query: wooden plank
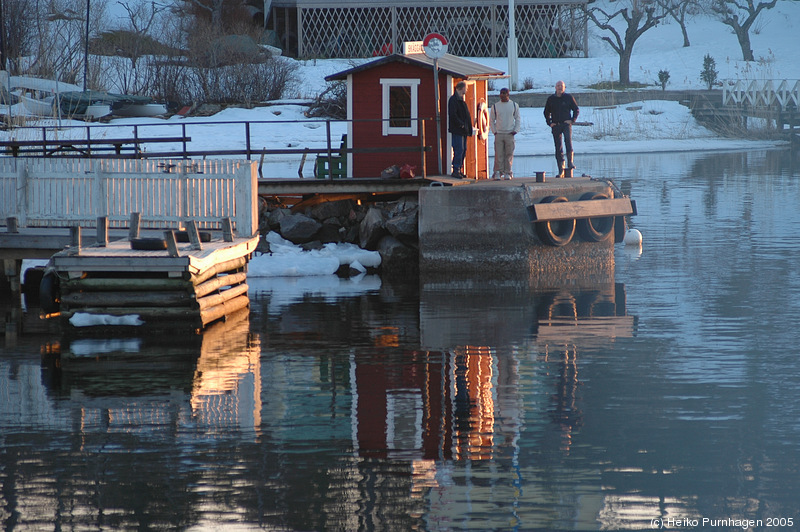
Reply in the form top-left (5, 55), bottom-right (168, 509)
top-left (187, 238), bottom-right (257, 276)
top-left (61, 290), bottom-right (195, 308)
top-left (199, 294), bottom-right (250, 326)
top-left (62, 277), bottom-right (192, 292)
top-left (196, 283), bottom-right (249, 311)
top-left (529, 198), bottom-right (635, 222)
top-left (194, 271), bottom-right (248, 298)
top-left (192, 256), bottom-right (248, 284)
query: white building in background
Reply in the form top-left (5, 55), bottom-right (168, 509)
top-left (252, 0), bottom-right (588, 59)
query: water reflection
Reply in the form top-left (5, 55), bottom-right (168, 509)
top-left (43, 308), bottom-right (262, 434)
top-left (2, 148), bottom-right (800, 530)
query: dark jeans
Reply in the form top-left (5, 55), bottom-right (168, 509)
top-left (551, 123), bottom-right (573, 164)
top-left (451, 134), bottom-right (467, 174)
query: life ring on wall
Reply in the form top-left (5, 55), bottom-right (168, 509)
top-left (535, 196), bottom-right (576, 247)
top-left (477, 100), bottom-right (489, 140)
top-left (576, 192), bottom-right (615, 242)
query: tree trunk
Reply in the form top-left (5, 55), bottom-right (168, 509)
top-left (619, 48), bottom-right (633, 85)
top-left (735, 27), bottom-right (755, 61)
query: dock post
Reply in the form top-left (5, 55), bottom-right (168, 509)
top-left (164, 230), bottom-right (180, 257)
top-left (3, 259), bottom-right (21, 293)
top-left (222, 218), bottom-right (234, 242)
top-left (185, 220), bottom-right (203, 250)
top-left (70, 226), bottom-right (82, 255)
top-left (129, 212), bottom-right (141, 240)
top-left (96, 216), bottom-right (109, 247)
top-left (6, 217), bottom-right (18, 233)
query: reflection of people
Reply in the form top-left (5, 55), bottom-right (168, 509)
top-left (448, 81), bottom-right (473, 179)
top-left (543, 80), bottom-right (579, 178)
top-left (490, 87), bottom-right (521, 179)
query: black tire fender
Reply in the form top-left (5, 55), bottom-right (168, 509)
top-left (535, 196), bottom-right (575, 247)
top-left (577, 192), bottom-right (615, 242)
top-left (130, 238), bottom-right (168, 250)
top-left (39, 269), bottom-right (60, 314)
top-left (175, 230), bottom-right (212, 243)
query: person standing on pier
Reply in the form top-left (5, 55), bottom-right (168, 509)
top-left (490, 87), bottom-right (521, 179)
top-left (543, 80), bottom-right (579, 178)
top-left (448, 81), bottom-right (473, 179)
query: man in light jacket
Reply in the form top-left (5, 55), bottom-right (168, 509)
top-left (490, 87), bottom-right (521, 179)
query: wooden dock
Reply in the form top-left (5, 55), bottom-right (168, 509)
top-left (1, 157), bottom-right (260, 329)
top-left (50, 233), bottom-right (259, 329)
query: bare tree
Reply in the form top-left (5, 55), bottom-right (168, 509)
top-left (27, 0), bottom-right (107, 87)
top-left (586, 0), bottom-right (670, 85)
top-left (659, 0), bottom-right (700, 47)
top-left (1, 0), bottom-right (36, 73)
top-left (709, 0), bottom-right (778, 61)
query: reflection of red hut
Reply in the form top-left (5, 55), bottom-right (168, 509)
top-left (325, 52), bottom-right (505, 179)
top-left (352, 347), bottom-right (495, 461)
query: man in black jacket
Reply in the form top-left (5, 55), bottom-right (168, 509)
top-left (448, 81), bottom-right (473, 179)
top-left (543, 80), bottom-right (579, 177)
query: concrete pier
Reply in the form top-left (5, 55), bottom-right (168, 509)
top-left (419, 176), bottom-right (632, 280)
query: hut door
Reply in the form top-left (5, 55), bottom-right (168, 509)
top-left (464, 81), bottom-right (480, 179)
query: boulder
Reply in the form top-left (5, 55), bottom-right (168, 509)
top-left (279, 213), bottom-right (321, 244)
top-left (359, 206), bottom-right (389, 250)
top-left (266, 207), bottom-right (291, 230)
top-left (309, 199), bottom-right (355, 221)
top-left (386, 208), bottom-right (418, 244)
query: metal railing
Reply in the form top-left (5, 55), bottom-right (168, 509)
top-left (0, 117), bottom-right (435, 179)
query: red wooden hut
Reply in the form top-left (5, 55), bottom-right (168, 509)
top-left (324, 52), bottom-right (505, 179)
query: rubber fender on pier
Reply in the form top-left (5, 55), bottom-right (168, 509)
top-left (535, 196), bottom-right (575, 247)
top-left (39, 269), bottom-right (60, 314)
top-left (576, 192), bottom-right (615, 242)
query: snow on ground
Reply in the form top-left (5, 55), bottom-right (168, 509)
top-left (10, 1), bottom-right (800, 297)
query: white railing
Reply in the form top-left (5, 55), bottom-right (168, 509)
top-left (722, 79), bottom-right (800, 110)
top-left (0, 158), bottom-right (258, 237)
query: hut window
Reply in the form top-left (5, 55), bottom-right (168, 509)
top-left (380, 78), bottom-right (420, 136)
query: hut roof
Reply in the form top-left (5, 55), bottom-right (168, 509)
top-left (324, 53), bottom-right (506, 81)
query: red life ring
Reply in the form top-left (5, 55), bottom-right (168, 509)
top-left (477, 100), bottom-right (489, 140)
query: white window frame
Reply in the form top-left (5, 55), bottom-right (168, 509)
top-left (380, 78), bottom-right (420, 136)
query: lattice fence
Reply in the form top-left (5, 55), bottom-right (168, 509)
top-left (295, 2), bottom-right (587, 59)
top-left (723, 79), bottom-right (800, 110)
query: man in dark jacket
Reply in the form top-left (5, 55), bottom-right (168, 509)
top-left (448, 80), bottom-right (473, 179)
top-left (543, 80), bottom-right (579, 177)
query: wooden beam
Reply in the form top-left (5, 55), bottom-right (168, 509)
top-left (194, 271), bottom-right (248, 298)
top-left (61, 290), bottom-right (195, 308)
top-left (199, 294), bottom-right (250, 326)
top-left (61, 277), bottom-right (193, 293)
top-left (196, 283), bottom-right (249, 311)
top-left (528, 198), bottom-right (636, 222)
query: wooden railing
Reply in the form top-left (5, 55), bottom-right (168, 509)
top-left (0, 158), bottom-right (258, 237)
top-left (722, 79), bottom-right (800, 110)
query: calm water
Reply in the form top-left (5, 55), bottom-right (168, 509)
top-left (2, 148), bottom-right (799, 531)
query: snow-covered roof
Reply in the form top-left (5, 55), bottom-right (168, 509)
top-left (325, 53), bottom-right (506, 82)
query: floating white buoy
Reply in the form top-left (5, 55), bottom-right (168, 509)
top-left (624, 228), bottom-right (642, 246)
